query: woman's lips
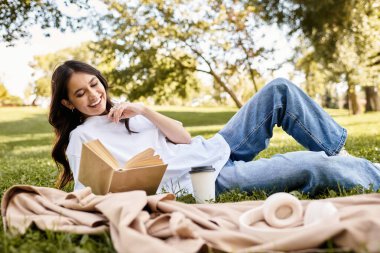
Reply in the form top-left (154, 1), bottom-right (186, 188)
top-left (89, 96), bottom-right (102, 107)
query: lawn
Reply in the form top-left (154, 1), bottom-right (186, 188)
top-left (0, 106), bottom-right (379, 252)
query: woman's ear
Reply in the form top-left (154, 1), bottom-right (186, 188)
top-left (61, 99), bottom-right (74, 110)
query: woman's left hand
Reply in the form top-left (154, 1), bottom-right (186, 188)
top-left (108, 102), bottom-right (146, 123)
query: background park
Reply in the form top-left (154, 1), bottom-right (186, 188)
top-left (0, 0), bottom-right (380, 252)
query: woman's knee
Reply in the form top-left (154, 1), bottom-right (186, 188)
top-left (262, 78), bottom-right (297, 95)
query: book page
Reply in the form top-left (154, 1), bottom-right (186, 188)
top-left (124, 148), bottom-right (164, 169)
top-left (86, 139), bottom-right (120, 168)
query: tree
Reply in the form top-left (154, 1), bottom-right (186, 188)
top-left (0, 82), bottom-right (9, 99)
top-left (94, 0), bottom-right (273, 107)
top-left (29, 41), bottom-right (200, 104)
top-left (29, 42), bottom-right (116, 103)
top-left (297, 57), bottom-right (333, 107)
top-left (0, 82), bottom-right (23, 106)
top-left (250, 0), bottom-right (380, 114)
top-left (0, 0), bottom-right (88, 45)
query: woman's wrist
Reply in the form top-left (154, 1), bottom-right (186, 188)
top-left (140, 104), bottom-right (150, 117)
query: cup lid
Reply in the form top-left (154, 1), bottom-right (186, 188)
top-left (189, 166), bottom-right (215, 174)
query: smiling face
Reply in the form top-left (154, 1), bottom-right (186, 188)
top-left (61, 72), bottom-right (107, 118)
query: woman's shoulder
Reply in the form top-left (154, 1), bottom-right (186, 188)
top-left (71, 115), bottom-right (108, 133)
top-left (69, 126), bottom-right (83, 139)
top-left (69, 121), bottom-right (88, 139)
top-left (68, 125), bottom-right (87, 147)
top-left (68, 117), bottom-right (101, 140)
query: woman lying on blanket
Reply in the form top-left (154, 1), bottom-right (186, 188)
top-left (48, 60), bottom-right (380, 196)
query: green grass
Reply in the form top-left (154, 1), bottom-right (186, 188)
top-left (0, 106), bottom-right (379, 252)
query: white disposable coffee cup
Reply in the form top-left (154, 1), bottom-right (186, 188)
top-left (189, 166), bottom-right (216, 204)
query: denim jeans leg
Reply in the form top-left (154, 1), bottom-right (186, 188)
top-left (218, 78), bottom-right (347, 161)
top-left (215, 151), bottom-right (380, 196)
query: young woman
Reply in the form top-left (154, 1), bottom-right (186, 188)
top-left (49, 60), bottom-right (380, 196)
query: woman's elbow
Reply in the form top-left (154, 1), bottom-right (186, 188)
top-left (176, 132), bottom-right (192, 144)
top-left (183, 132), bottom-right (192, 144)
top-left (166, 132), bottom-right (191, 144)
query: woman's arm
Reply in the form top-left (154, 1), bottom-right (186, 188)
top-left (108, 102), bottom-right (192, 144)
top-left (142, 106), bottom-right (192, 144)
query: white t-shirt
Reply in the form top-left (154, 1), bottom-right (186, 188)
top-left (65, 115), bottom-right (230, 195)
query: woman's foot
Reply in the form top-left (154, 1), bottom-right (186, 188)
top-left (338, 147), bottom-right (351, 156)
top-left (338, 148), bottom-right (380, 170)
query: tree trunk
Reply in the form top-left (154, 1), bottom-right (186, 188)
top-left (345, 72), bottom-right (361, 115)
top-left (364, 86), bottom-right (380, 112)
top-left (348, 88), bottom-right (361, 115)
top-left (31, 96), bottom-right (38, 106)
top-left (211, 71), bottom-right (243, 108)
top-left (181, 43), bottom-right (244, 108)
top-left (239, 39), bottom-right (259, 93)
top-left (343, 91), bottom-right (349, 110)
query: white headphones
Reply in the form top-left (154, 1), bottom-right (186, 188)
top-left (239, 192), bottom-right (340, 241)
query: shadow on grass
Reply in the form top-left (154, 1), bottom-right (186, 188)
top-left (2, 136), bottom-right (52, 148)
top-left (341, 121), bottom-right (380, 127)
top-left (0, 110), bottom-right (236, 136)
top-left (0, 112), bottom-right (51, 136)
top-left (0, 133), bottom-right (53, 158)
top-left (158, 110), bottom-right (235, 127)
top-left (189, 130), bottom-right (222, 137)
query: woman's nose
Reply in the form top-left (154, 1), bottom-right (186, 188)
top-left (88, 89), bottom-right (98, 100)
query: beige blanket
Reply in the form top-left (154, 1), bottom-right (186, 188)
top-left (2, 185), bottom-right (380, 252)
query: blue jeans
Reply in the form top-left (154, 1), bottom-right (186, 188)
top-left (217, 78), bottom-right (380, 196)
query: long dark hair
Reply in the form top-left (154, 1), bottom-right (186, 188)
top-left (49, 60), bottom-right (133, 189)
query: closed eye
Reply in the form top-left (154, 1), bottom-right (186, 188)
top-left (76, 92), bottom-right (84, 98)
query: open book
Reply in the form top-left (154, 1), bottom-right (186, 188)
top-left (78, 139), bottom-right (167, 195)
